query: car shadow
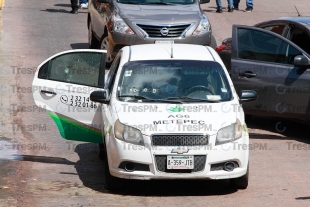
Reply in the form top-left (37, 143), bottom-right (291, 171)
top-left (40, 9), bottom-right (88, 14)
top-left (246, 116), bottom-right (310, 144)
top-left (73, 143), bottom-right (238, 196)
top-left (70, 43), bottom-right (89, 49)
top-left (54, 4), bottom-right (72, 7)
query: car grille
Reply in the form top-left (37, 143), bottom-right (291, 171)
top-left (136, 24), bottom-right (191, 38)
top-left (155, 155), bottom-right (206, 173)
top-left (152, 135), bottom-right (208, 146)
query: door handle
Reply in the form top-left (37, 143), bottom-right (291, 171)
top-left (40, 90), bottom-right (56, 95)
top-left (239, 71), bottom-right (256, 78)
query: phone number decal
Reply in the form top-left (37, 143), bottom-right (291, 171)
top-left (60, 95), bottom-right (97, 108)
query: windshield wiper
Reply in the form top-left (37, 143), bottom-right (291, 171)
top-left (160, 96), bottom-right (221, 103)
top-left (118, 95), bottom-right (183, 103)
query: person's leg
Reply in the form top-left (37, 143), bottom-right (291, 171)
top-left (233, 0), bottom-right (240, 9)
top-left (227, 0), bottom-right (233, 12)
top-left (70, 0), bottom-right (79, 13)
top-left (80, 0), bottom-right (87, 4)
top-left (215, 0), bottom-right (222, 9)
top-left (215, 0), bottom-right (223, 13)
top-left (246, 0), bottom-right (253, 8)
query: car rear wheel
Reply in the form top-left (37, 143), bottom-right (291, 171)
top-left (100, 35), bottom-right (113, 66)
top-left (210, 34), bottom-right (217, 49)
top-left (102, 144), bottom-right (121, 191)
top-left (88, 22), bottom-right (99, 49)
top-left (230, 164), bottom-right (249, 189)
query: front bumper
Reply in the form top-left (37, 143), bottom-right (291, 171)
top-left (106, 133), bottom-right (249, 180)
top-left (108, 30), bottom-right (212, 57)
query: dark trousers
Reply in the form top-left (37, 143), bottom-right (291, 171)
top-left (71, 0), bottom-right (79, 9)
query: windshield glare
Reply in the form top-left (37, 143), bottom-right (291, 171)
top-left (117, 60), bottom-right (232, 103)
top-left (117, 0), bottom-right (195, 4)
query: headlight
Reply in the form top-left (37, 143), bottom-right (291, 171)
top-left (114, 119), bottom-right (144, 145)
top-left (111, 14), bottom-right (134, 34)
top-left (193, 15), bottom-right (210, 35)
top-left (216, 119), bottom-right (242, 145)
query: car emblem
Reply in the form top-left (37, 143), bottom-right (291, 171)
top-left (171, 148), bottom-right (189, 154)
top-left (160, 27), bottom-right (169, 36)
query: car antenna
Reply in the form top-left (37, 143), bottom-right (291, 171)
top-left (171, 41), bottom-right (173, 58)
top-left (294, 4), bottom-right (302, 17)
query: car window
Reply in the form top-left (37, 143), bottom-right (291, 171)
top-left (289, 27), bottom-right (310, 54)
top-left (117, 60), bottom-right (232, 102)
top-left (105, 52), bottom-right (122, 93)
top-left (261, 25), bottom-right (286, 36)
top-left (47, 52), bottom-right (104, 87)
top-left (237, 28), bottom-right (302, 65)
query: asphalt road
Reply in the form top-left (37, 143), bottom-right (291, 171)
top-left (0, 0), bottom-right (310, 206)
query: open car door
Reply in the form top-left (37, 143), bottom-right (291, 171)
top-left (32, 49), bottom-right (106, 143)
top-left (231, 25), bottom-right (310, 120)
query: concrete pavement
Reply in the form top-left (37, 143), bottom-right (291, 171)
top-left (0, 0), bottom-right (310, 206)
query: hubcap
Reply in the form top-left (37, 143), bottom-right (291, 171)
top-left (101, 37), bottom-right (113, 63)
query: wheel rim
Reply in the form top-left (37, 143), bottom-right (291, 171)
top-left (101, 36), bottom-right (113, 63)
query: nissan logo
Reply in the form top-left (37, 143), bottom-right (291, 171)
top-left (160, 27), bottom-right (169, 36)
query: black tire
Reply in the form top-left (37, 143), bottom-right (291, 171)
top-left (102, 144), bottom-right (121, 191)
top-left (100, 35), bottom-right (113, 67)
top-left (230, 164), bottom-right (249, 189)
top-left (210, 34), bottom-right (217, 50)
top-left (88, 22), bottom-right (99, 49)
top-left (98, 144), bottom-right (105, 160)
top-left (245, 115), bottom-right (253, 123)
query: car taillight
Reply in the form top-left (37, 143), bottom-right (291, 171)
top-left (216, 45), bottom-right (226, 52)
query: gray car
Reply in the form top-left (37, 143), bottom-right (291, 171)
top-left (87, 0), bottom-right (215, 65)
top-left (217, 17), bottom-right (310, 124)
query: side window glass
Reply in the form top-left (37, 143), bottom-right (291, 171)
top-left (48, 52), bottom-right (104, 87)
top-left (262, 25), bottom-right (286, 36)
top-left (237, 28), bottom-right (302, 65)
top-left (105, 52), bottom-right (122, 92)
top-left (289, 27), bottom-right (310, 54)
top-left (38, 62), bottom-right (49, 79)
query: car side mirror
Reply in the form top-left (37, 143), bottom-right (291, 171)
top-left (240, 90), bottom-right (257, 103)
top-left (200, 0), bottom-right (210, 4)
top-left (97, 0), bottom-right (110, 3)
top-left (294, 55), bottom-right (310, 68)
top-left (90, 90), bottom-right (109, 104)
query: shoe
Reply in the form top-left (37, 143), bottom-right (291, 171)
top-left (70, 9), bottom-right (78, 14)
top-left (243, 7), bottom-right (253, 12)
top-left (228, 6), bottom-right (233, 12)
top-left (234, 7), bottom-right (239, 10)
top-left (80, 3), bottom-right (88, 9)
top-left (216, 8), bottom-right (223, 13)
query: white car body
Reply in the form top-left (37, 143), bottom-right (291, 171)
top-left (32, 44), bottom-right (253, 189)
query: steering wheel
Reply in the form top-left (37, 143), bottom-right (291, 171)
top-left (186, 85), bottom-right (214, 95)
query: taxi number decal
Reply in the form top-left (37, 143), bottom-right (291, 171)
top-left (60, 95), bottom-right (97, 108)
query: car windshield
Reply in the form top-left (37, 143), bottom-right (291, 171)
top-left (117, 60), bottom-right (233, 103)
top-left (117, 0), bottom-right (195, 5)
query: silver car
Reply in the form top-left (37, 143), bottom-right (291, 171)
top-left (88, 0), bottom-right (215, 65)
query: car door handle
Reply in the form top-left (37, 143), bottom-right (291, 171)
top-left (239, 71), bottom-right (256, 78)
top-left (40, 90), bottom-right (56, 95)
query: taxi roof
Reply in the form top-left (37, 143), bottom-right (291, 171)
top-left (127, 44), bottom-right (216, 62)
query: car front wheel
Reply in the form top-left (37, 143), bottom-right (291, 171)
top-left (100, 35), bottom-right (113, 66)
top-left (102, 144), bottom-right (121, 191)
top-left (230, 164), bottom-right (249, 189)
top-left (88, 22), bottom-right (99, 49)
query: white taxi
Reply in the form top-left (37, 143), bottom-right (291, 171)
top-left (32, 43), bottom-right (257, 190)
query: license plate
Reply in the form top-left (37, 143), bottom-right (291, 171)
top-left (167, 155), bottom-right (194, 169)
top-left (155, 40), bottom-right (174, 44)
